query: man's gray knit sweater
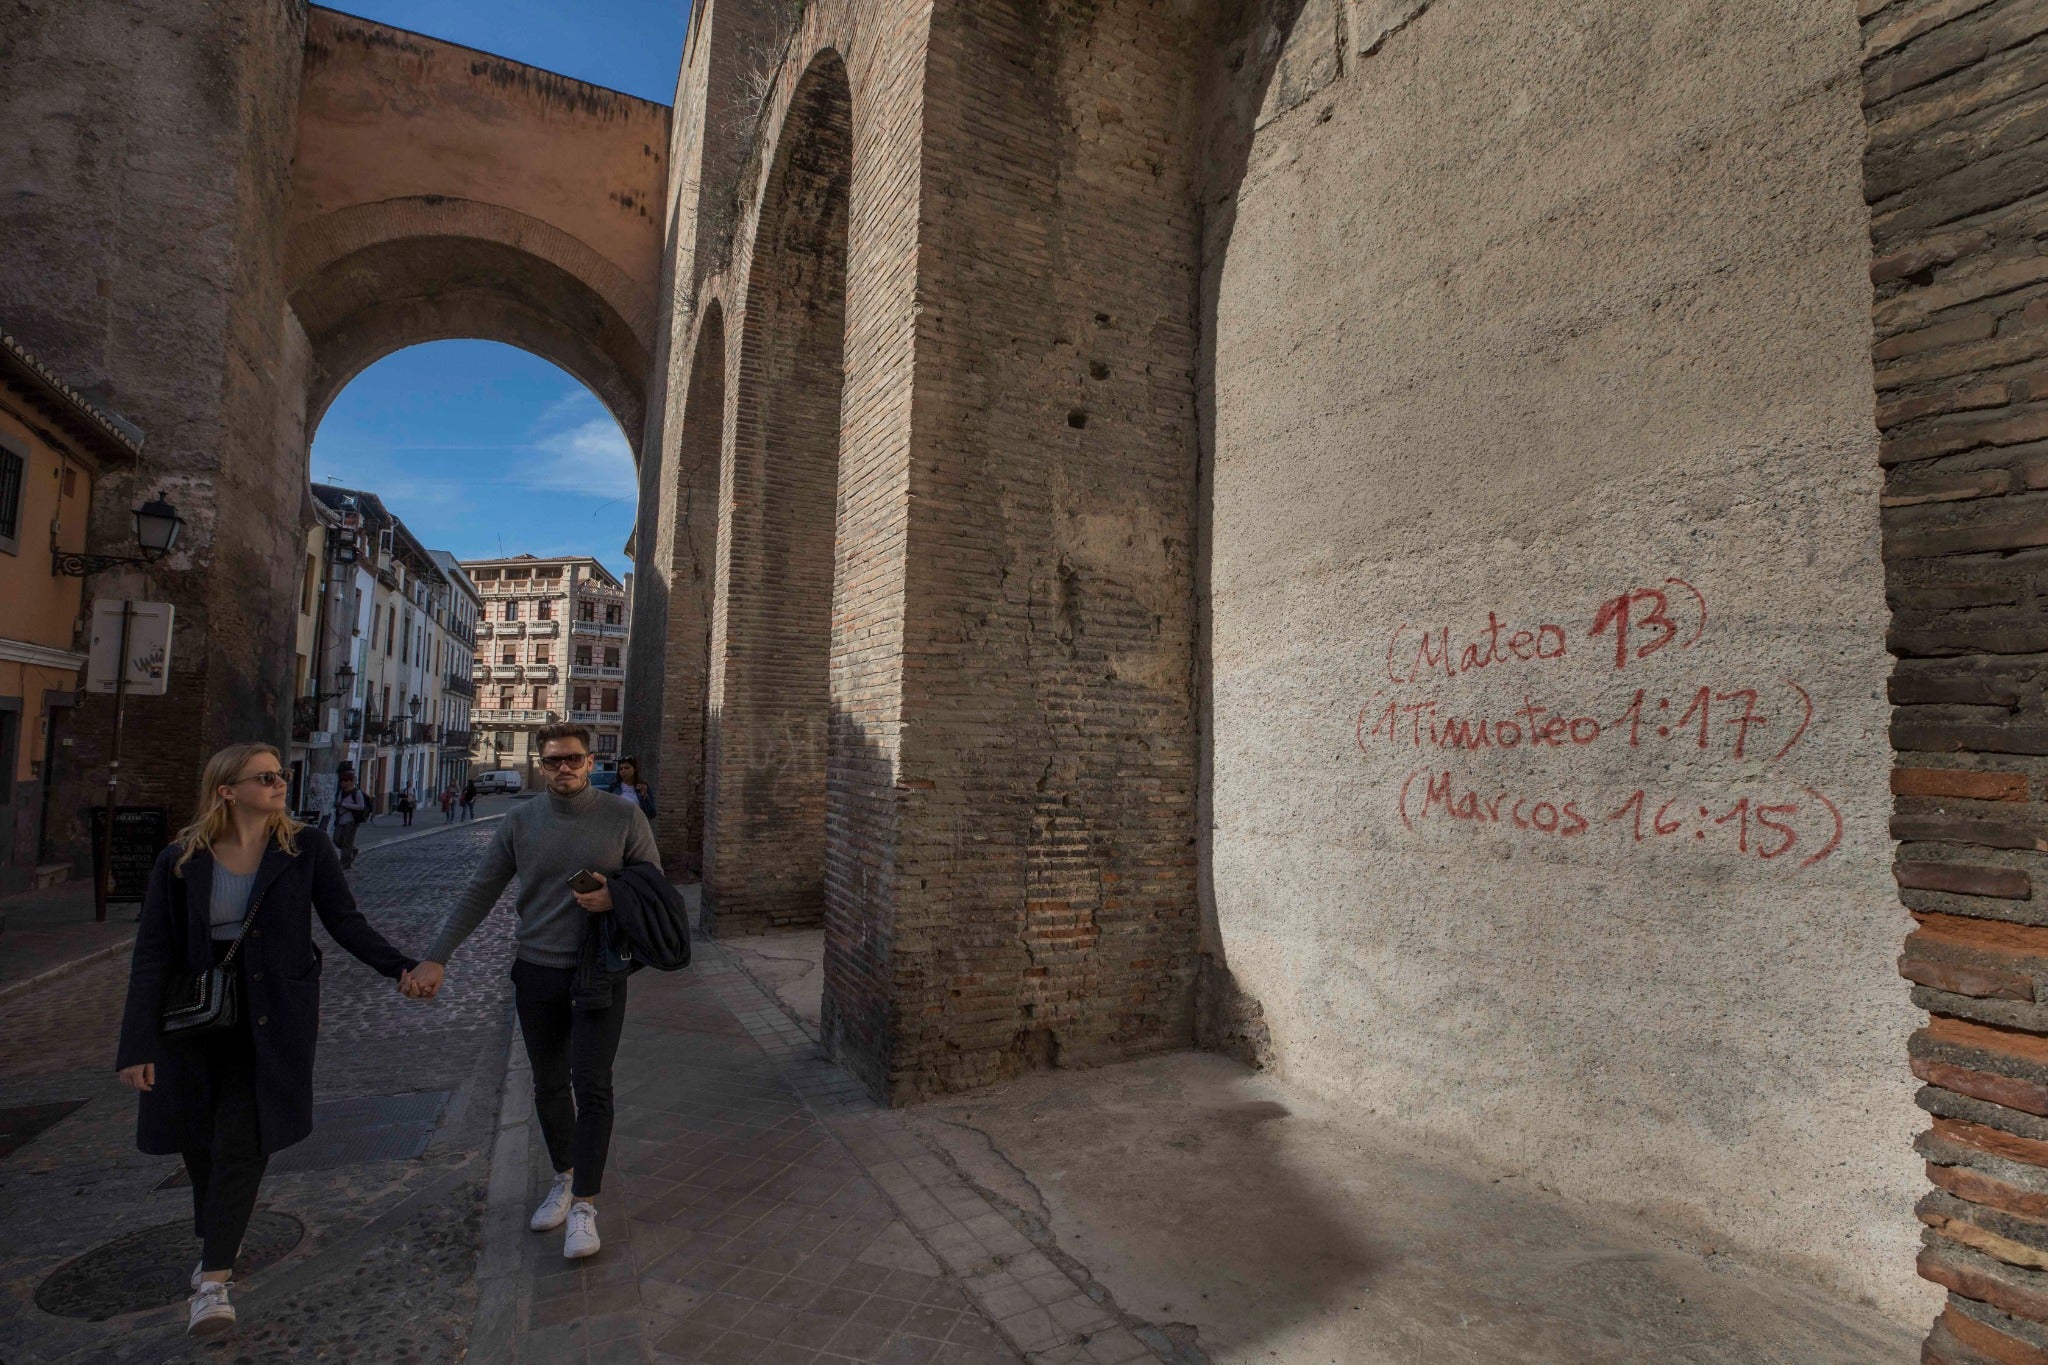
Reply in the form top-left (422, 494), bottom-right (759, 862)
top-left (427, 783), bottom-right (657, 969)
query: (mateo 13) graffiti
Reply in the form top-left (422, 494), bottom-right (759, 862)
top-left (1355, 578), bottom-right (1842, 870)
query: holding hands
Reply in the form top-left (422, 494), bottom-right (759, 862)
top-left (399, 961), bottom-right (444, 1000)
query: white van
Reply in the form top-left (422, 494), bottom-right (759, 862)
top-left (471, 769), bottom-right (522, 794)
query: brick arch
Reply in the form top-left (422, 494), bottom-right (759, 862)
top-left (292, 233), bottom-right (651, 445)
top-left (702, 49), bottom-right (855, 935)
top-left (650, 296), bottom-right (727, 873)
top-left (288, 197), bottom-right (659, 347)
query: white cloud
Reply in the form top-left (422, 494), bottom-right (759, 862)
top-left (515, 409), bottom-right (639, 500)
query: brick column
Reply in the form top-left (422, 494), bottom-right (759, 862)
top-left (701, 57), bottom-right (854, 935)
top-left (1863, 2), bottom-right (2048, 1359)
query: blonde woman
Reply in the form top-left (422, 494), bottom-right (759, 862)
top-left (114, 743), bottom-right (419, 1337)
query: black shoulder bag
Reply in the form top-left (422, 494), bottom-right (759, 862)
top-left (159, 881), bottom-right (266, 1040)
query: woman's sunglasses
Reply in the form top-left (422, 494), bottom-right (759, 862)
top-left (229, 771), bottom-right (288, 788)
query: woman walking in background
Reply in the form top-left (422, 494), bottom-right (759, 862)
top-left (615, 755), bottom-right (656, 823)
top-left (440, 783), bottom-right (458, 823)
top-left (115, 742), bottom-right (422, 1337)
top-left (460, 778), bottom-right (478, 821)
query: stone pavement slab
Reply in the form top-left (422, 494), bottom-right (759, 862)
top-left (0, 879), bottom-right (136, 999)
top-left (487, 926), bottom-right (1166, 1365)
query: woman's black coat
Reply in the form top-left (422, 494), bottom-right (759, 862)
top-left (115, 827), bottom-right (415, 1157)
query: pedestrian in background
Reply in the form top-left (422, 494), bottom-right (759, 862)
top-left (460, 779), bottom-right (477, 821)
top-left (615, 755), bottom-right (656, 823)
top-left (397, 784), bottom-right (417, 828)
top-left (331, 773), bottom-right (368, 869)
top-left (440, 784), bottom-right (458, 823)
top-left (115, 742), bottom-right (421, 1338)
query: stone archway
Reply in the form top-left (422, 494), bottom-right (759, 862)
top-left (288, 8), bottom-right (669, 453)
top-left (701, 51), bottom-right (854, 936)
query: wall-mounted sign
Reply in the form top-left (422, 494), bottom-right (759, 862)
top-left (86, 600), bottom-right (175, 696)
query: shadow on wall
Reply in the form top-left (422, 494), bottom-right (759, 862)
top-left (1192, 0), bottom-right (1328, 1068)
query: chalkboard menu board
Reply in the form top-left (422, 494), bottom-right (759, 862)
top-left (90, 806), bottom-right (170, 904)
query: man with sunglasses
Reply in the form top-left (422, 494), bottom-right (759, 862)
top-left (402, 722), bottom-right (656, 1261)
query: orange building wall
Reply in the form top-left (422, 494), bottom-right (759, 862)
top-left (0, 404), bottom-right (92, 786)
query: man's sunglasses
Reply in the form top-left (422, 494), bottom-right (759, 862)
top-left (538, 753), bottom-right (591, 771)
top-left (230, 771), bottom-right (288, 788)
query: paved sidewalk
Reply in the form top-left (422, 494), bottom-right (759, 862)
top-left (0, 879), bottom-right (136, 999)
top-left (484, 927), bottom-right (1165, 1365)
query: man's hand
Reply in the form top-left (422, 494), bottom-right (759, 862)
top-left (118, 1063), bottom-right (154, 1092)
top-left (401, 961), bottom-right (445, 1000)
top-left (574, 873), bottom-right (612, 914)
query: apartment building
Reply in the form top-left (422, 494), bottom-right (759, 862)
top-left (304, 485), bottom-right (475, 814)
top-left (0, 331), bottom-right (143, 894)
top-left (463, 554), bottom-right (628, 785)
top-left (431, 550), bottom-right (479, 796)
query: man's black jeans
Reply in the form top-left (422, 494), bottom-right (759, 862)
top-left (511, 958), bottom-right (629, 1199)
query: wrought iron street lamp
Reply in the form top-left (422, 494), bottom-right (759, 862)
top-left (53, 492), bottom-right (184, 576)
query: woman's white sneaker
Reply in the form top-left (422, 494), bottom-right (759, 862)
top-left (563, 1201), bottom-right (600, 1260)
top-left (529, 1172), bottom-right (574, 1232)
top-left (187, 1280), bottom-right (236, 1337)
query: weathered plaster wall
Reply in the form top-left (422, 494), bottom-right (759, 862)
top-left (0, 0), bottom-right (309, 855)
top-left (1204, 0), bottom-right (1924, 1316)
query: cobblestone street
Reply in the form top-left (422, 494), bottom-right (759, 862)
top-left (0, 823), bottom-right (517, 1364)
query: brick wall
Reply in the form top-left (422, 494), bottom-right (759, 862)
top-left (701, 57), bottom-right (854, 935)
top-left (877, 0), bottom-right (1207, 1098)
top-left (651, 305), bottom-right (725, 872)
top-left (1864, 0), bottom-right (2048, 1356)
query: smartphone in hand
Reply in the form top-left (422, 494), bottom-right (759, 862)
top-left (568, 869), bottom-right (605, 894)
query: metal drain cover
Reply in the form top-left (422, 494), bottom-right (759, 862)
top-left (34, 1211), bottom-right (302, 1320)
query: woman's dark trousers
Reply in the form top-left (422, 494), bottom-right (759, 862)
top-left (511, 959), bottom-right (628, 1199)
top-left (182, 946), bottom-right (268, 1273)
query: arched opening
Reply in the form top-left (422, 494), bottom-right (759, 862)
top-left (307, 340), bottom-right (639, 809)
top-left (292, 235), bottom-right (651, 446)
top-left (654, 302), bottom-right (726, 873)
top-left (703, 52), bottom-right (853, 934)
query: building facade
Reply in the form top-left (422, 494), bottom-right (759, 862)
top-left (464, 554), bottom-right (628, 786)
top-left (0, 331), bottom-right (141, 895)
top-left (307, 485), bottom-right (473, 815)
top-left (431, 550), bottom-right (479, 798)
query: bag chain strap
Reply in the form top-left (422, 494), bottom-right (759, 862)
top-left (217, 886), bottom-right (267, 970)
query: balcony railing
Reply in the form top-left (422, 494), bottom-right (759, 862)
top-left (449, 621), bottom-right (476, 648)
top-left (445, 674), bottom-right (476, 699)
top-left (475, 621), bottom-right (494, 639)
top-left (411, 721), bottom-right (436, 745)
top-left (529, 620), bottom-right (559, 637)
top-left (568, 708), bottom-right (624, 724)
top-left (496, 621), bottom-right (525, 638)
top-left (571, 620), bottom-right (629, 638)
top-left (480, 708), bottom-right (555, 725)
top-left (292, 696), bottom-right (320, 742)
top-left (442, 728), bottom-right (473, 750)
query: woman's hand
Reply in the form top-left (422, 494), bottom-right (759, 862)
top-left (400, 962), bottom-right (444, 999)
top-left (118, 1063), bottom-right (155, 1092)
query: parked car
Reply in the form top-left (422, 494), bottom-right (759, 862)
top-left (472, 769), bottom-right (522, 794)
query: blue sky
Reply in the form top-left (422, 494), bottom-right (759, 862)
top-left (309, 0), bottom-right (692, 580)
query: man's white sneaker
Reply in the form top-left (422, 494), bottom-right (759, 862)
top-left (187, 1280), bottom-right (236, 1337)
top-left (563, 1201), bottom-right (600, 1260)
top-left (529, 1172), bottom-right (574, 1232)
